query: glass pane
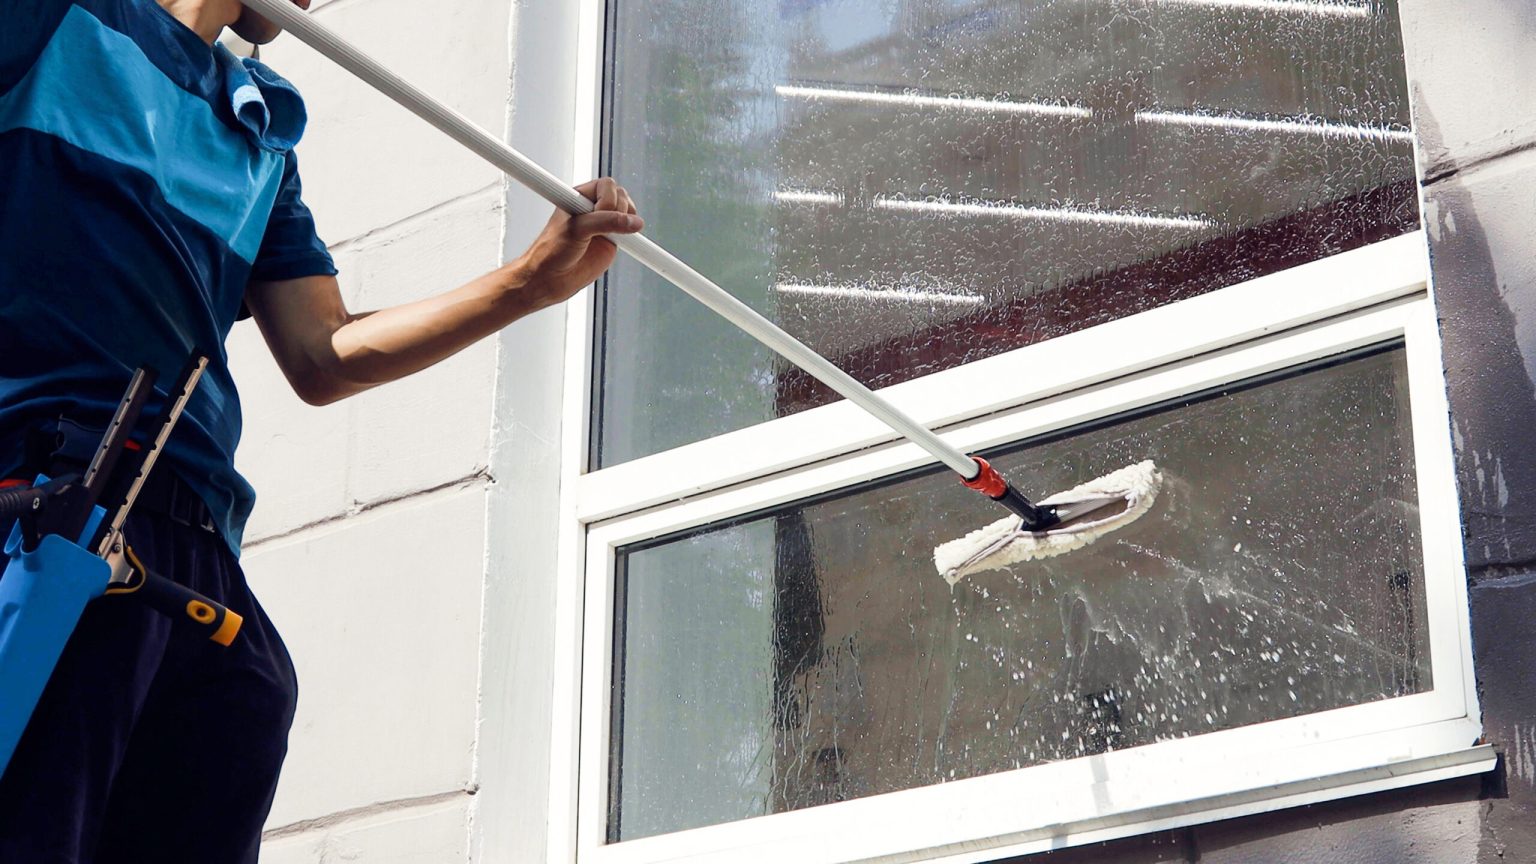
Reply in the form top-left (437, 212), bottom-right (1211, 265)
top-left (595, 0), bottom-right (1418, 467)
top-left (609, 345), bottom-right (1429, 840)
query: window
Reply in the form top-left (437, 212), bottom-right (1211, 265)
top-left (557, 1), bottom-right (1491, 861)
top-left (592, 0), bottom-right (1421, 470)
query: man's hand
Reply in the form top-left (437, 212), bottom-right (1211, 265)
top-left (246, 177), bottom-right (643, 405)
top-left (511, 178), bottom-right (643, 311)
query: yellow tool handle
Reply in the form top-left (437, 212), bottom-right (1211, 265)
top-left (105, 548), bottom-right (243, 646)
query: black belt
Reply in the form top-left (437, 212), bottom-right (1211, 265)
top-left (129, 470), bottom-right (220, 535)
top-left (8, 418), bottom-right (220, 536)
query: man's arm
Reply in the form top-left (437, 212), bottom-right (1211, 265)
top-left (245, 178), bottom-right (639, 406)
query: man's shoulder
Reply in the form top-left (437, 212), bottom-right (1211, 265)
top-left (0, 0), bottom-right (73, 95)
top-left (4, 1), bottom-right (218, 101)
top-left (7, 1), bottom-right (194, 59)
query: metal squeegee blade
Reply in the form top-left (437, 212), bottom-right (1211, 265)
top-left (934, 460), bottom-right (1163, 585)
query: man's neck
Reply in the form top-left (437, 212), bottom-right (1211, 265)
top-left (157, 0), bottom-right (242, 45)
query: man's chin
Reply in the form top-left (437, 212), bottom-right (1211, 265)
top-left (233, 0), bottom-right (312, 46)
top-left (231, 10), bottom-right (281, 44)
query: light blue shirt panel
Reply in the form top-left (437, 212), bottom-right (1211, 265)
top-left (0, 5), bottom-right (285, 262)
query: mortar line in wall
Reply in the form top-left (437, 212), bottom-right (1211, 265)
top-left (327, 182), bottom-right (504, 255)
top-left (242, 468), bottom-right (492, 552)
top-left (1422, 138), bottom-right (1536, 186)
top-left (262, 787), bottom-right (477, 840)
top-left (1469, 566), bottom-right (1536, 588)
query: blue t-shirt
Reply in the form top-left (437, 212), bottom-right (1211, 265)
top-left (0, 0), bottom-right (336, 553)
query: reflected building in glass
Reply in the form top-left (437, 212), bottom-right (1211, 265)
top-left (598, 0), bottom-right (1417, 466)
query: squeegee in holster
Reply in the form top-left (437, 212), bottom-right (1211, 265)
top-left (0, 354), bottom-right (243, 776)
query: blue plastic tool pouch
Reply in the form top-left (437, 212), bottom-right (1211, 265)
top-left (0, 475), bottom-right (109, 776)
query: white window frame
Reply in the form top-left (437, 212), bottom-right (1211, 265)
top-left (539, 2), bottom-right (1493, 862)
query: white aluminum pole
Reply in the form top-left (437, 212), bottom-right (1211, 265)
top-left (239, 0), bottom-right (984, 481)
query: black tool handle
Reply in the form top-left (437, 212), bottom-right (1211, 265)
top-left (992, 484), bottom-right (1061, 532)
top-left (0, 486), bottom-right (46, 522)
top-left (962, 457), bottom-right (1062, 531)
top-left (110, 569), bottom-right (244, 646)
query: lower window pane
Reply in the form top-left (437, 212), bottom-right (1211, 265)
top-left (608, 344), bottom-right (1430, 841)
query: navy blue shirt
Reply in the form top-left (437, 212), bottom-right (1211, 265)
top-left (0, 0), bottom-right (337, 553)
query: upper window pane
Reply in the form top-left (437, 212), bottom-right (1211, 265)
top-left (608, 344), bottom-right (1429, 840)
top-left (595, 0), bottom-right (1417, 467)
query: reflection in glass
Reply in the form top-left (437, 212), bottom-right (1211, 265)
top-left (609, 345), bottom-right (1429, 840)
top-left (596, 0), bottom-right (1419, 466)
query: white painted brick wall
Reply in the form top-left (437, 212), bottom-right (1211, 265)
top-left (1399, 0), bottom-right (1536, 176)
top-left (223, 0), bottom-right (514, 859)
top-left (235, 188), bottom-right (506, 544)
top-left (246, 486), bottom-right (486, 828)
top-left (261, 795), bottom-right (473, 864)
top-left (258, 0), bottom-right (511, 243)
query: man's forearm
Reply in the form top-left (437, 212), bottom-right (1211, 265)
top-left (246, 262), bottom-right (559, 406)
top-left (247, 178), bottom-right (640, 406)
top-left (321, 261), bottom-right (550, 401)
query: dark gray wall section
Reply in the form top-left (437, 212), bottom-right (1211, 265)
top-left (1468, 577), bottom-right (1536, 859)
top-left (1408, 0), bottom-right (1536, 858)
top-left (1417, 112), bottom-right (1536, 574)
top-left (1405, 0), bottom-right (1536, 568)
top-left (1003, 2), bottom-right (1536, 861)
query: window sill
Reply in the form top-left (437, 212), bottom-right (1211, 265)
top-left (909, 741), bottom-right (1495, 864)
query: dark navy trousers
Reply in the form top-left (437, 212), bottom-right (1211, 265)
top-left (0, 494), bottom-right (298, 863)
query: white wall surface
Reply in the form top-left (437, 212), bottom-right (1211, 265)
top-left (225, 0), bottom-right (525, 859)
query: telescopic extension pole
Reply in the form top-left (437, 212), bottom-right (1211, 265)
top-left (238, 0), bottom-right (1059, 529)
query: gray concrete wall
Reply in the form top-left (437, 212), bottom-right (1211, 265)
top-left (1006, 2), bottom-right (1536, 861)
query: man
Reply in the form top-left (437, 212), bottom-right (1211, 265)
top-left (0, 0), bottom-right (640, 860)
